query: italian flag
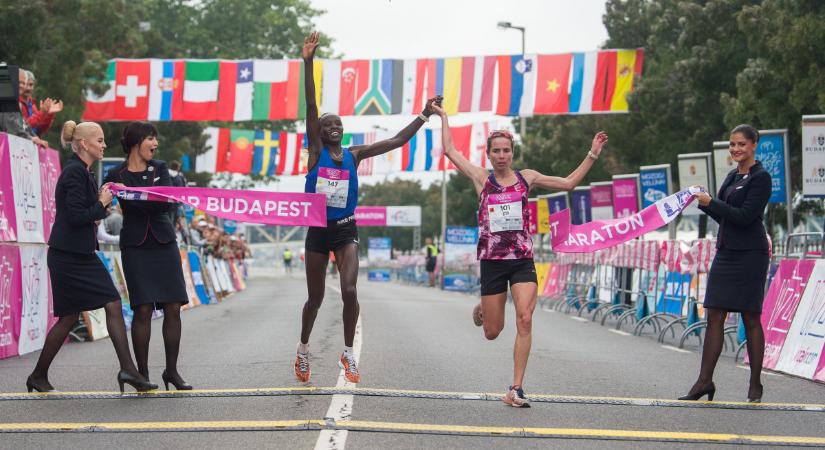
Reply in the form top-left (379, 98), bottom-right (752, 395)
top-left (83, 61), bottom-right (116, 120)
top-left (176, 61), bottom-right (219, 121)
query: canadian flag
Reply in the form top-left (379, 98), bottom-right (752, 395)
top-left (114, 60), bottom-right (150, 120)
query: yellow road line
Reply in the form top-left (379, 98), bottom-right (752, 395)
top-left (1, 419), bottom-right (825, 445)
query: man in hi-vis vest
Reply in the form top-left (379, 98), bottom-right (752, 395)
top-left (424, 237), bottom-right (439, 287)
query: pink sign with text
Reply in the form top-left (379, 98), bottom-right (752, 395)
top-left (0, 244), bottom-right (21, 359)
top-left (0, 135), bottom-right (17, 242)
top-left (612, 178), bottom-right (640, 219)
top-left (759, 259), bottom-right (816, 369)
top-left (38, 146), bottom-right (61, 242)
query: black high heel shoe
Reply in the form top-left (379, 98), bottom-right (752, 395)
top-left (747, 384), bottom-right (763, 403)
top-left (162, 370), bottom-right (193, 391)
top-left (678, 382), bottom-right (716, 401)
top-left (117, 371), bottom-right (158, 393)
top-left (26, 375), bottom-right (55, 393)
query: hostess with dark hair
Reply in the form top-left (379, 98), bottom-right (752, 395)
top-left (103, 121), bottom-right (192, 391)
top-left (681, 123), bottom-right (772, 404)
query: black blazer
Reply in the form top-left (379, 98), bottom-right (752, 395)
top-left (103, 159), bottom-right (176, 247)
top-left (47, 154), bottom-right (107, 254)
top-left (699, 161), bottom-right (771, 251)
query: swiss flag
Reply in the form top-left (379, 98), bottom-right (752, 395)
top-left (534, 54), bottom-right (572, 114)
top-left (114, 60), bottom-right (150, 120)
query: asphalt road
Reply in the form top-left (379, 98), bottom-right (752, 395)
top-left (0, 274), bottom-right (823, 449)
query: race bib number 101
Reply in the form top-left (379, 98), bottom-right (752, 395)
top-left (317, 167), bottom-right (350, 208)
top-left (488, 192), bottom-right (523, 233)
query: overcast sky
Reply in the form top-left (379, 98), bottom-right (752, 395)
top-left (269, 0), bottom-right (609, 191)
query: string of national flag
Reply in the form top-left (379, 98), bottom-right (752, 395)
top-left (196, 121), bottom-right (499, 176)
top-left (83, 49), bottom-right (644, 122)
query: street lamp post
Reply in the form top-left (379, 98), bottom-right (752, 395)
top-left (497, 21), bottom-right (526, 138)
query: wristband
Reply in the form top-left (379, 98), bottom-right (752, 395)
top-left (587, 151), bottom-right (599, 160)
top-left (417, 112), bottom-right (429, 122)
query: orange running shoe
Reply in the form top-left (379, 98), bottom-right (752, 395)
top-left (472, 303), bottom-right (483, 327)
top-left (502, 386), bottom-right (530, 408)
top-left (294, 352), bottom-right (310, 382)
top-left (339, 352), bottom-right (361, 383)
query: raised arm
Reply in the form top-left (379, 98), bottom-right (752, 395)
top-left (351, 96), bottom-right (441, 164)
top-left (302, 32), bottom-right (322, 169)
top-left (521, 132), bottom-right (607, 191)
top-left (432, 105), bottom-right (488, 194)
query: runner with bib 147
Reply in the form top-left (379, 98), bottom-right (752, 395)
top-left (432, 104), bottom-right (607, 407)
top-left (295, 31), bottom-right (442, 384)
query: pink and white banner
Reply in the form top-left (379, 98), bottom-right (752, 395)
top-left (8, 134), bottom-right (44, 243)
top-left (760, 259), bottom-right (816, 370)
top-left (111, 186), bottom-right (327, 227)
top-left (590, 183), bottom-right (614, 220)
top-left (354, 206), bottom-right (422, 227)
top-left (775, 259), bottom-right (825, 379)
top-left (18, 245), bottom-right (49, 355)
top-left (550, 188), bottom-right (696, 253)
top-left (38, 146), bottom-right (61, 242)
top-left (0, 135), bottom-right (17, 242)
top-left (0, 244), bottom-right (21, 359)
top-left (612, 177), bottom-right (639, 219)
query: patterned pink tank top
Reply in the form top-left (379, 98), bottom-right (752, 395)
top-left (477, 171), bottom-right (533, 260)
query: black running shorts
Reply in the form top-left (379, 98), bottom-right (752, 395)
top-left (305, 215), bottom-right (359, 254)
top-left (425, 256), bottom-right (437, 273)
top-left (480, 259), bottom-right (537, 296)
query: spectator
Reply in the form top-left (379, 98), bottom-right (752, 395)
top-left (168, 161), bottom-right (187, 186)
top-left (104, 201), bottom-right (123, 236)
top-left (0, 64), bottom-right (36, 141)
top-left (188, 220), bottom-right (207, 247)
top-left (19, 69), bottom-right (62, 138)
top-left (97, 223), bottom-right (120, 244)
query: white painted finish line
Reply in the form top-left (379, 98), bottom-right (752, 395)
top-left (315, 284), bottom-right (362, 450)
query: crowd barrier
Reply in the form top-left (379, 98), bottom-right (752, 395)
top-left (540, 234), bottom-right (825, 384)
top-left (0, 242), bottom-right (248, 358)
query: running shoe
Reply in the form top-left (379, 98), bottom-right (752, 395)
top-left (339, 352), bottom-right (361, 383)
top-left (295, 352), bottom-right (311, 382)
top-left (502, 385), bottom-right (530, 408)
top-left (472, 303), bottom-right (484, 327)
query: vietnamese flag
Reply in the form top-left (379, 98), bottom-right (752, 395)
top-left (225, 129), bottom-right (255, 174)
top-left (534, 54), bottom-right (572, 114)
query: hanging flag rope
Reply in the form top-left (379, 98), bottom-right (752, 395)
top-left (549, 188), bottom-right (701, 253)
top-left (110, 186), bottom-right (327, 227)
top-left (82, 50), bottom-right (644, 122)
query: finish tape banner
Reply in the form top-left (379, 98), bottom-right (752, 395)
top-left (110, 186), bottom-right (327, 227)
top-left (549, 188), bottom-right (698, 253)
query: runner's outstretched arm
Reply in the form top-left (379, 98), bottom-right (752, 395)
top-left (521, 132), bottom-right (607, 191)
top-left (432, 104), bottom-right (488, 193)
top-left (302, 32), bottom-right (323, 169)
top-left (351, 96), bottom-right (442, 164)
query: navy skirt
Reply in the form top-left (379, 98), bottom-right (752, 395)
top-left (121, 234), bottom-right (189, 310)
top-left (47, 248), bottom-right (119, 317)
top-left (704, 248), bottom-right (770, 313)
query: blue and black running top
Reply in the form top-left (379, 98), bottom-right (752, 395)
top-left (305, 147), bottom-right (359, 220)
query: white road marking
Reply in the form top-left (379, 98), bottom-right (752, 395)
top-left (608, 329), bottom-right (631, 336)
top-left (661, 345), bottom-right (692, 354)
top-left (736, 365), bottom-right (781, 377)
top-left (570, 317), bottom-right (588, 322)
top-left (315, 284), bottom-right (361, 450)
